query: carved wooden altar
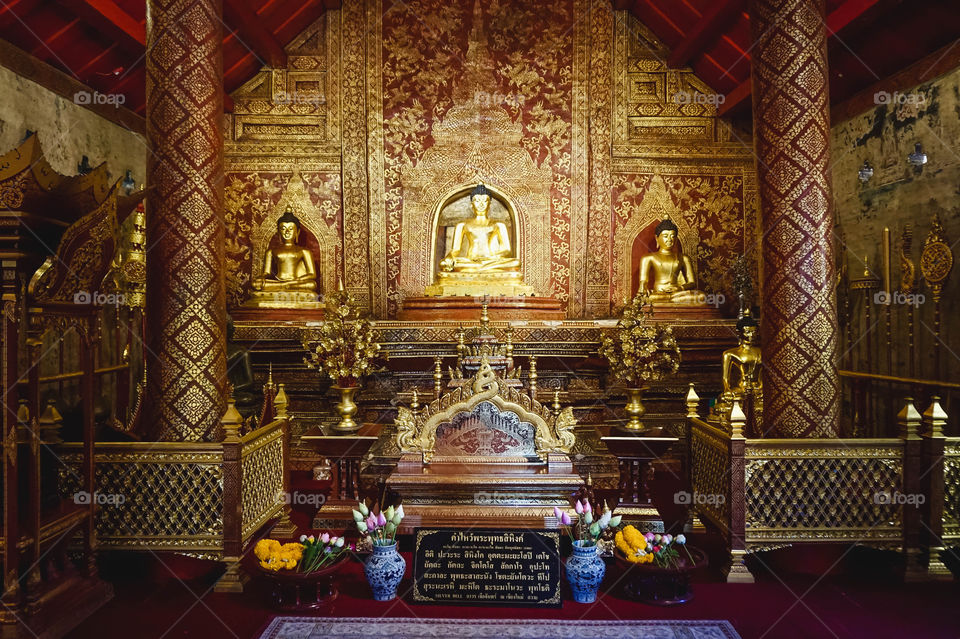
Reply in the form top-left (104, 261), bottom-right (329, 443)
top-left (384, 359), bottom-right (584, 530)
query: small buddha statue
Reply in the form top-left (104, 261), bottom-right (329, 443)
top-left (637, 217), bottom-right (704, 304)
top-left (248, 208), bottom-right (320, 307)
top-left (717, 312), bottom-right (762, 431)
top-left (722, 313), bottom-right (762, 396)
top-left (438, 183), bottom-right (521, 273)
top-left (425, 182), bottom-right (533, 297)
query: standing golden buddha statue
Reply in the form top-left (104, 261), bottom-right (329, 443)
top-left (637, 217), bottom-right (704, 304)
top-left (247, 208), bottom-right (320, 308)
top-left (716, 312), bottom-right (763, 428)
top-left (425, 183), bottom-right (533, 297)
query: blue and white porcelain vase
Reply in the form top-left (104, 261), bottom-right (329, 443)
top-left (565, 540), bottom-right (605, 603)
top-left (364, 542), bottom-right (405, 601)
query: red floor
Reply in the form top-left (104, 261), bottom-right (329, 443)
top-left (64, 535), bottom-right (959, 639)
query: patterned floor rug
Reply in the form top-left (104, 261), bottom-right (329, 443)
top-left (258, 617), bottom-right (742, 639)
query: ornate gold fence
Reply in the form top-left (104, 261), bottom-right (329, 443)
top-left (57, 399), bottom-right (290, 590)
top-left (942, 438), bottom-right (960, 548)
top-left (688, 389), bottom-right (954, 583)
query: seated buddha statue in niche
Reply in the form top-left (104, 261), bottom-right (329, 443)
top-left (439, 183), bottom-right (520, 273)
top-left (637, 217), bottom-right (704, 304)
top-left (248, 208), bottom-right (319, 307)
top-left (425, 183), bottom-right (532, 297)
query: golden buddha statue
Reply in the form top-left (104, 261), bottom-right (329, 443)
top-left (722, 313), bottom-right (762, 396)
top-left (716, 312), bottom-right (763, 427)
top-left (247, 208), bottom-right (320, 308)
top-left (438, 183), bottom-right (520, 273)
top-left (637, 217), bottom-right (704, 304)
top-left (425, 183), bottom-right (533, 297)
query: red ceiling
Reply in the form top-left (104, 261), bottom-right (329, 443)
top-left (0, 0), bottom-right (339, 115)
top-left (0, 0), bottom-right (958, 119)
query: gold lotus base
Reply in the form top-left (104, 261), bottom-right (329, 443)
top-left (244, 291), bottom-right (323, 309)
top-left (424, 271), bottom-right (534, 297)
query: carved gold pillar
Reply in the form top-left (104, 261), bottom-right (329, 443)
top-left (749, 0), bottom-right (839, 437)
top-left (144, 0), bottom-right (227, 441)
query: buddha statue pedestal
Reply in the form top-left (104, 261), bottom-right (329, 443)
top-left (399, 295), bottom-right (564, 320)
top-left (647, 300), bottom-right (723, 319)
top-left (424, 271), bottom-right (533, 298)
top-left (244, 291), bottom-right (323, 310)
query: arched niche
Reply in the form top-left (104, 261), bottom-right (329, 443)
top-left (428, 183), bottom-right (522, 284)
top-left (613, 175), bottom-right (699, 305)
top-left (247, 173), bottom-right (338, 300)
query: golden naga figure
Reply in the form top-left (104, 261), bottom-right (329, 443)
top-left (248, 208), bottom-right (319, 307)
top-left (438, 183), bottom-right (520, 273)
top-left (638, 217), bottom-right (704, 304)
top-left (425, 183), bottom-right (532, 297)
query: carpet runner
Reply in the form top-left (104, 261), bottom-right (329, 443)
top-left (258, 616), bottom-right (742, 639)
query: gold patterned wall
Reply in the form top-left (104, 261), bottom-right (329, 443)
top-left (223, 3), bottom-right (758, 319)
top-left (224, 13), bottom-right (342, 307)
top-left (609, 16), bottom-right (759, 312)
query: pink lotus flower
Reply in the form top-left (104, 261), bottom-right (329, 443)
top-left (320, 532), bottom-right (330, 544)
top-left (553, 506), bottom-right (563, 520)
top-left (560, 511), bottom-right (572, 526)
top-left (366, 515), bottom-right (377, 530)
top-left (582, 500), bottom-right (592, 514)
top-left (575, 501), bottom-right (583, 515)
top-left (644, 532), bottom-right (655, 542)
top-left (377, 512), bottom-right (387, 527)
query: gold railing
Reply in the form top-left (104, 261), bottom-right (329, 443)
top-left (688, 389), bottom-right (954, 583)
top-left (58, 408), bottom-right (288, 564)
top-left (743, 439), bottom-right (903, 548)
top-left (944, 438), bottom-right (960, 547)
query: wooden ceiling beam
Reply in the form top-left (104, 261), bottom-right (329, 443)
top-left (0, 36), bottom-right (144, 133)
top-left (667, 0), bottom-right (746, 69)
top-left (0, 0), bottom-right (44, 29)
top-left (718, 0), bottom-right (881, 116)
top-left (61, 0), bottom-right (144, 54)
top-left (831, 37), bottom-right (960, 124)
top-left (223, 0), bottom-right (287, 69)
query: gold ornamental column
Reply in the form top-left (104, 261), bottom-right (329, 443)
top-left (144, 0), bottom-right (227, 441)
top-left (749, 0), bottom-right (839, 437)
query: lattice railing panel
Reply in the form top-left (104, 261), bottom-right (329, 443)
top-left (744, 446), bottom-right (902, 543)
top-left (943, 442), bottom-right (960, 543)
top-left (59, 451), bottom-right (223, 546)
top-left (690, 424), bottom-right (730, 531)
top-left (241, 427), bottom-right (284, 539)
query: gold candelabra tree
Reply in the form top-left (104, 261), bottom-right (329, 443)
top-left (303, 285), bottom-right (381, 432)
top-left (599, 293), bottom-right (681, 431)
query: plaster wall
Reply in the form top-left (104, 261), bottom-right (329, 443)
top-left (0, 64), bottom-right (145, 183)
